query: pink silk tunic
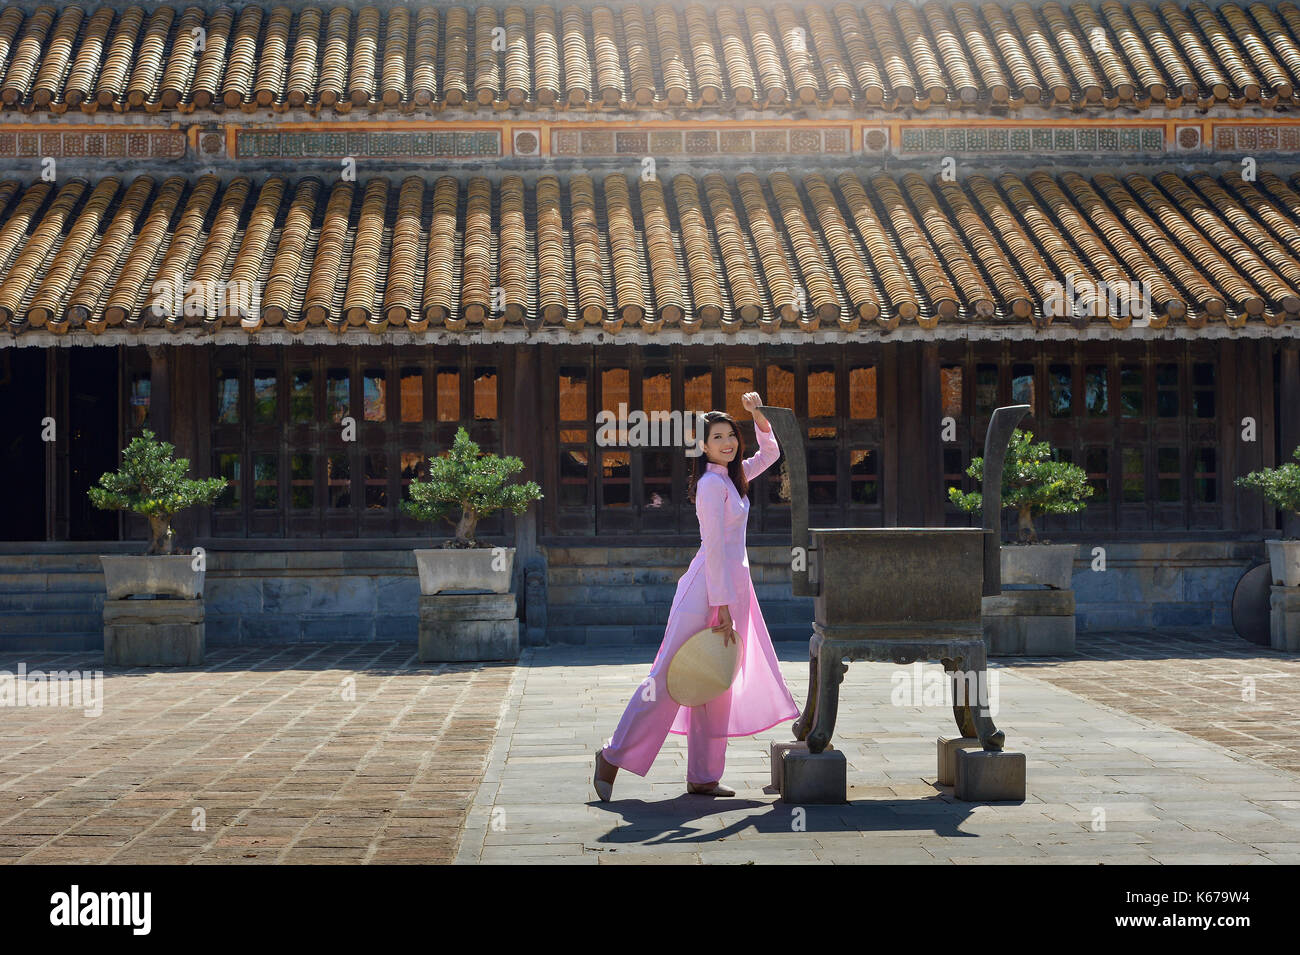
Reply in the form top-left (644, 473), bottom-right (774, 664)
top-left (655, 423), bottom-right (801, 737)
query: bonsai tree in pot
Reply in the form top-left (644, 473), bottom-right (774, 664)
top-left (949, 429), bottom-right (1093, 544)
top-left (89, 429), bottom-right (226, 666)
top-left (1236, 445), bottom-right (1300, 587)
top-left (401, 426), bottom-right (543, 549)
top-left (403, 427), bottom-right (542, 662)
top-left (950, 428), bottom-right (1091, 655)
top-left (88, 429), bottom-right (227, 556)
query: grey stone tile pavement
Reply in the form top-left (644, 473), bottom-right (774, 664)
top-left (455, 645), bottom-right (1300, 864)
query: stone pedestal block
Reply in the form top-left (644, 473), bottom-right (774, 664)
top-left (1270, 585), bottom-right (1300, 652)
top-left (769, 740), bottom-right (812, 790)
top-left (779, 749), bottom-right (847, 804)
top-left (103, 598), bottom-right (204, 666)
top-left (983, 589), bottom-right (1076, 655)
top-left (954, 748), bottom-right (1026, 802)
top-left (936, 736), bottom-right (984, 786)
top-left (419, 593), bottom-right (519, 662)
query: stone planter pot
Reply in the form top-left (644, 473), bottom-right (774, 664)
top-left (1266, 538), bottom-right (1300, 588)
top-left (100, 555), bottom-right (204, 599)
top-left (414, 547), bottom-right (515, 595)
top-left (984, 543), bottom-right (1078, 656)
top-left (999, 542), bottom-right (1077, 590)
top-left (414, 547), bottom-right (519, 662)
top-left (99, 555), bottom-right (204, 666)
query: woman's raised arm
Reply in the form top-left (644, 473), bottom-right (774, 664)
top-left (742, 423), bottom-right (781, 483)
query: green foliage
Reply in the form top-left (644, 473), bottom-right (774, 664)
top-left (401, 427), bottom-right (543, 545)
top-left (87, 429), bottom-right (227, 554)
top-left (87, 429), bottom-right (227, 520)
top-left (948, 429), bottom-right (1093, 542)
top-left (1235, 445), bottom-right (1300, 517)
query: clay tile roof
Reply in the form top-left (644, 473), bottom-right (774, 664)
top-left (3, 168), bottom-right (1300, 339)
top-left (3, 1), bottom-right (1300, 113)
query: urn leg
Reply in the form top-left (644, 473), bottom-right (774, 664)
top-left (808, 649), bottom-right (847, 754)
top-left (792, 637), bottom-right (818, 743)
top-left (945, 652), bottom-right (1004, 752)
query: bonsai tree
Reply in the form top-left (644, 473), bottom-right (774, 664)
top-left (948, 429), bottom-right (1093, 543)
top-left (1236, 445), bottom-right (1300, 538)
top-left (88, 429), bottom-right (228, 555)
top-left (401, 427), bottom-right (543, 547)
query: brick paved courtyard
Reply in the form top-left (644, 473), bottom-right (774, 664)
top-left (0, 646), bottom-right (511, 864)
top-left (3, 631), bottom-right (1299, 865)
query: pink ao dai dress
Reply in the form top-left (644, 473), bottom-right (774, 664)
top-left (601, 423), bottom-right (801, 784)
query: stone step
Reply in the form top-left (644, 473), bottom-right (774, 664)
top-left (0, 590), bottom-right (103, 612)
top-left (546, 600), bottom-right (812, 627)
top-left (548, 622), bottom-right (812, 646)
top-left (0, 572), bottom-right (106, 594)
top-left (0, 611), bottom-right (104, 635)
top-left (541, 545), bottom-right (797, 567)
top-left (0, 632), bottom-right (103, 652)
top-left (0, 554), bottom-right (111, 573)
top-left (545, 563), bottom-right (798, 587)
top-left (548, 582), bottom-right (798, 605)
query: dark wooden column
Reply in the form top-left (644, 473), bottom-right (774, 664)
top-left (1224, 339), bottom-right (1274, 535)
top-left (893, 343), bottom-right (939, 526)
top-left (881, 343), bottom-right (899, 526)
top-left (1281, 342), bottom-right (1300, 540)
top-left (920, 342), bottom-right (943, 525)
top-left (505, 345), bottom-right (542, 565)
top-left (167, 345), bottom-right (201, 548)
top-left (146, 345), bottom-right (171, 442)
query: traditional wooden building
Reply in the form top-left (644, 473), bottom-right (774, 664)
top-left (0, 0), bottom-right (1297, 649)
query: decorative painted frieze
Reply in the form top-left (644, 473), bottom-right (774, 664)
top-left (0, 129), bottom-right (185, 159)
top-left (898, 125), bottom-right (1165, 154)
top-left (234, 128), bottom-right (502, 159)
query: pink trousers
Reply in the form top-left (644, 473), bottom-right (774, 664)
top-left (602, 669), bottom-right (733, 784)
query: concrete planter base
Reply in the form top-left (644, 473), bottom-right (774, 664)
top-left (100, 555), bottom-right (204, 599)
top-left (1271, 585), bottom-right (1300, 652)
top-left (418, 593), bottom-right (519, 662)
top-left (1266, 539), bottom-right (1300, 588)
top-left (1000, 543), bottom-right (1077, 589)
top-left (103, 598), bottom-right (204, 666)
top-left (414, 547), bottom-right (515, 595)
top-left (983, 589), bottom-right (1076, 655)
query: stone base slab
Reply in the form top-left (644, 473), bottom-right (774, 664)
top-left (983, 589), bottom-right (1076, 655)
top-left (1271, 585), bottom-right (1300, 652)
top-left (769, 740), bottom-right (812, 790)
top-left (779, 749), bottom-right (847, 804)
top-left (103, 598), bottom-right (204, 666)
top-left (936, 736), bottom-right (984, 786)
top-left (954, 748), bottom-right (1026, 802)
top-left (419, 594), bottom-right (520, 662)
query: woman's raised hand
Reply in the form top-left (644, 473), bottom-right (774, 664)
top-left (741, 391), bottom-right (763, 414)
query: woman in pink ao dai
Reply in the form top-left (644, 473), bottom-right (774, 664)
top-left (593, 392), bottom-right (801, 799)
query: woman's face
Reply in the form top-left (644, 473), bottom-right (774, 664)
top-left (703, 420), bottom-right (738, 467)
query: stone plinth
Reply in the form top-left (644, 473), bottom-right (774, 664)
top-left (419, 593), bottom-right (519, 662)
top-left (103, 598), bottom-right (204, 666)
top-left (954, 748), bottom-right (1026, 802)
top-left (983, 589), bottom-right (1076, 655)
top-left (769, 740), bottom-right (813, 790)
top-left (779, 749), bottom-right (847, 804)
top-left (936, 736), bottom-right (984, 786)
top-left (1271, 585), bottom-right (1300, 652)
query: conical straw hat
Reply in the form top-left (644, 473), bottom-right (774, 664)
top-left (667, 626), bottom-right (741, 707)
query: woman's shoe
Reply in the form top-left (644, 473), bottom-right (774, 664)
top-left (686, 781), bottom-right (736, 796)
top-left (593, 748), bottom-right (614, 802)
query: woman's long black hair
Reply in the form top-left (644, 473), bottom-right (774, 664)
top-left (688, 410), bottom-right (750, 503)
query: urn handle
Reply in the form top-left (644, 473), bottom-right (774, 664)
top-left (981, 404), bottom-right (1031, 596)
top-left (757, 405), bottom-right (818, 597)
